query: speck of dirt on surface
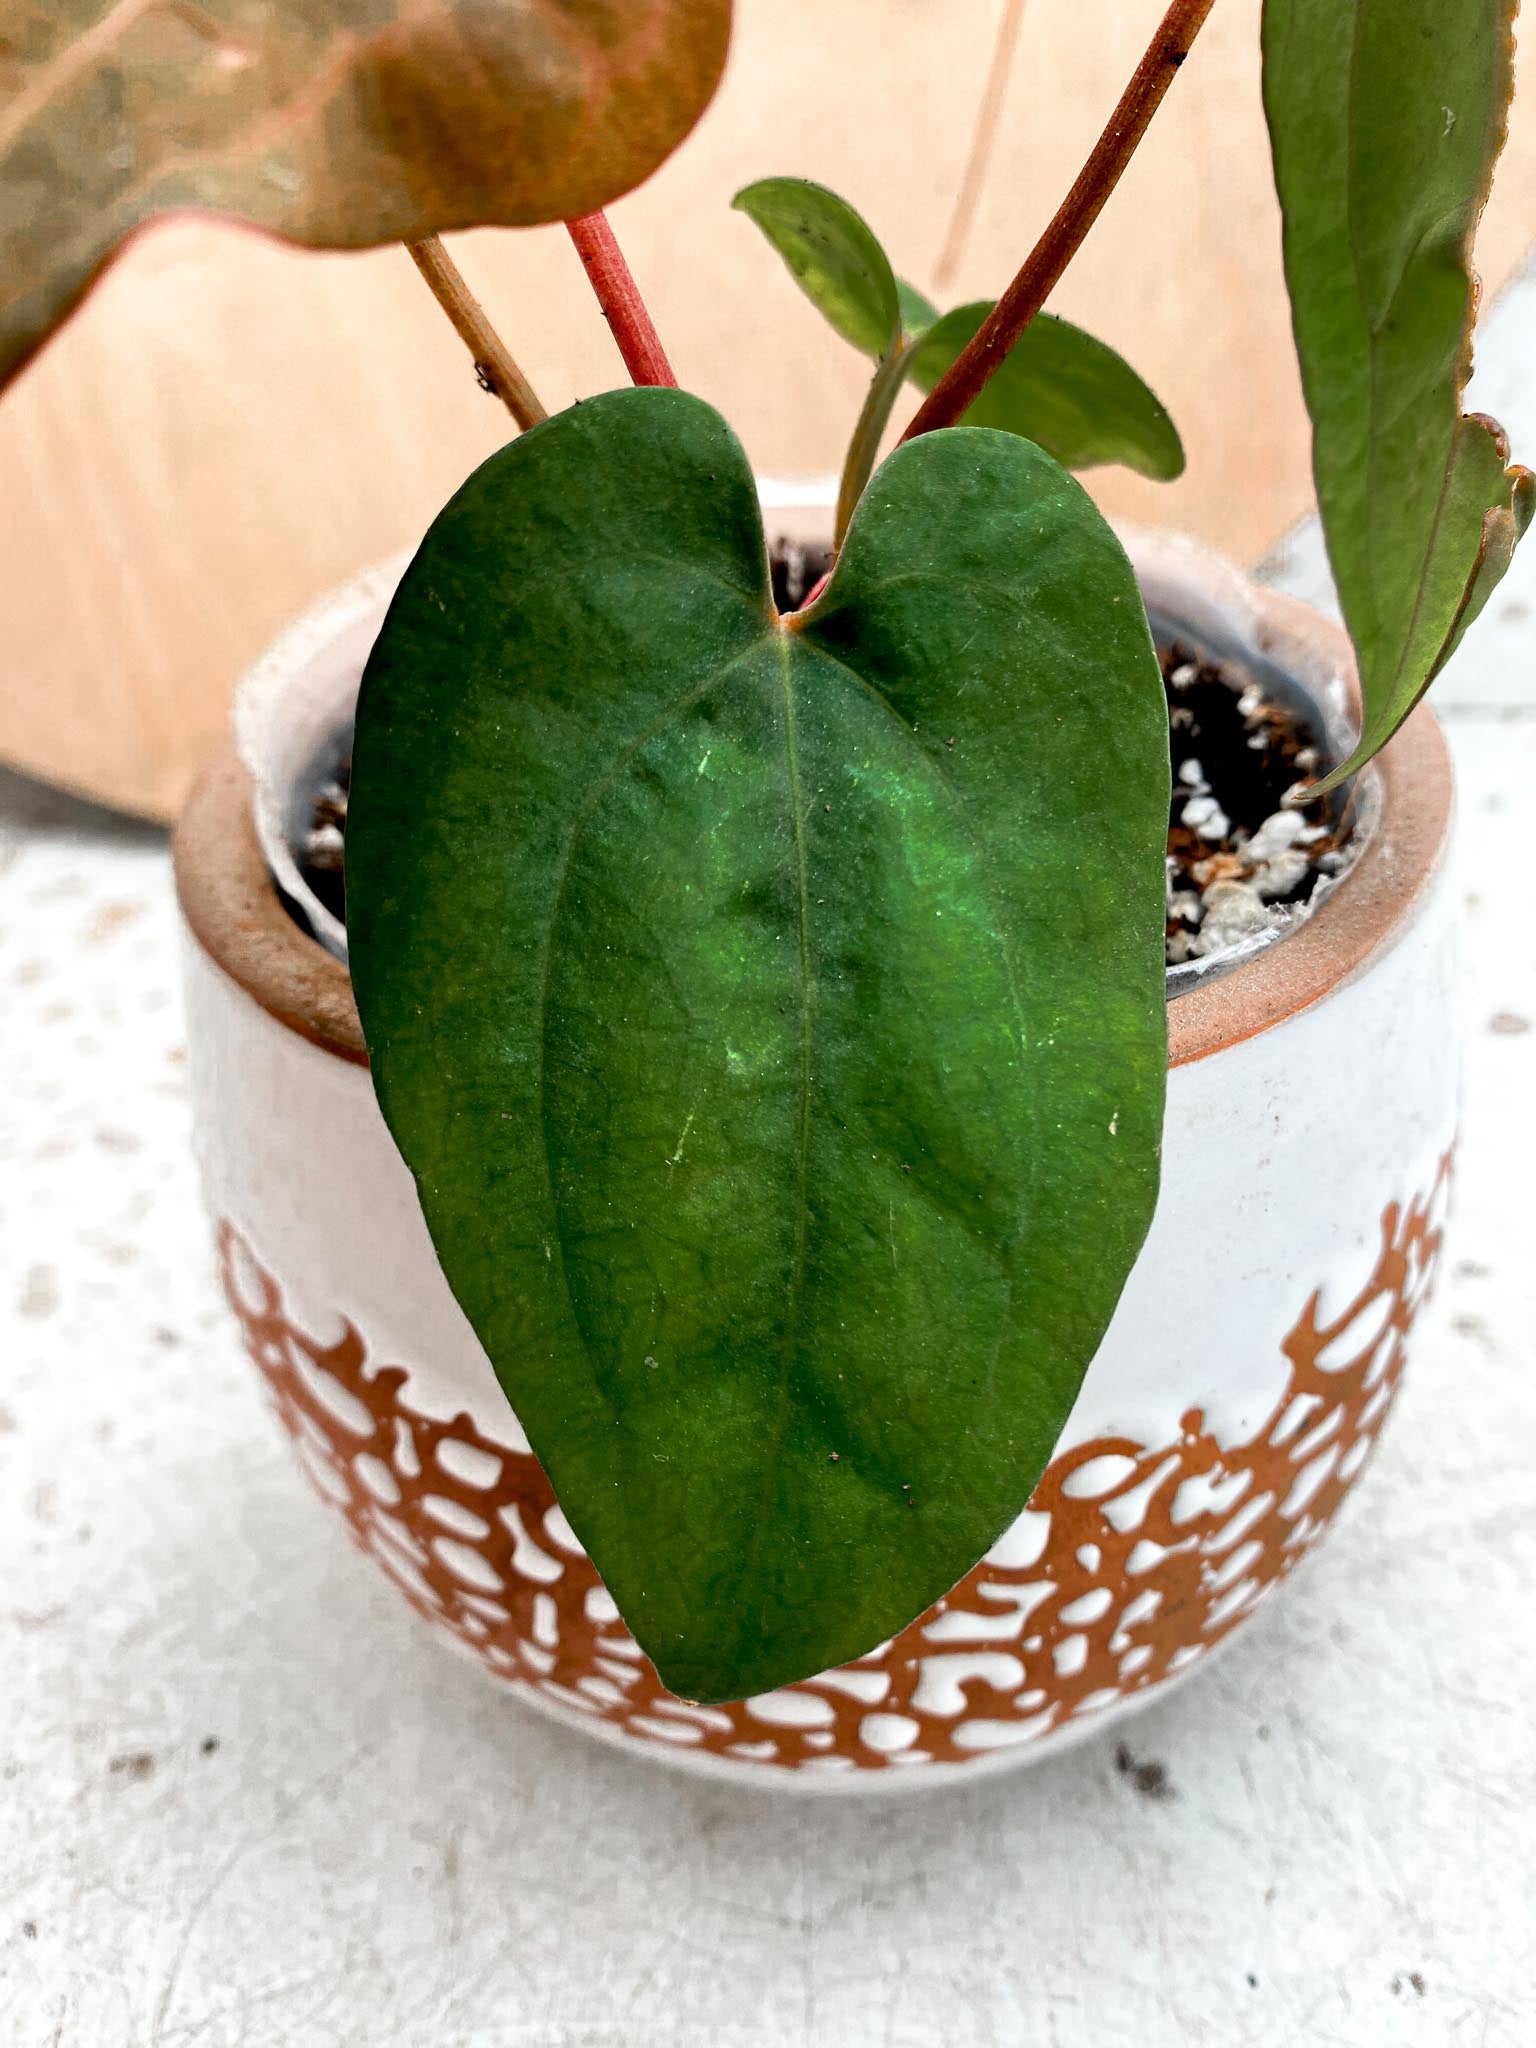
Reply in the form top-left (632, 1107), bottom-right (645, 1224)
top-left (1490, 1011), bottom-right (1530, 1035)
top-left (93, 1127), bottom-right (141, 1155)
top-left (1114, 1740), bottom-right (1175, 1801)
top-left (18, 1266), bottom-right (57, 1320)
top-left (201, 1736), bottom-right (220, 1757)
top-left (108, 1751), bottom-right (156, 1782)
top-left (88, 901), bottom-right (142, 945)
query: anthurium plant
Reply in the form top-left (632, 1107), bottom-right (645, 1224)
top-left (4, 0), bottom-right (1527, 1703)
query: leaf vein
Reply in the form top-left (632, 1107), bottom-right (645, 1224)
top-left (532, 635), bottom-right (772, 1420)
top-left (797, 635), bottom-right (1032, 1092)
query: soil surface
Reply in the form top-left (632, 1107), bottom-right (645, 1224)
top-left (298, 764), bottom-right (349, 926)
top-left (1160, 638), bottom-right (1350, 965)
top-left (297, 540), bottom-right (1352, 967)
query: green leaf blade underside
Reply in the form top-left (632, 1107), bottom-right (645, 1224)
top-left (897, 276), bottom-right (941, 336)
top-left (1262, 0), bottom-right (1530, 793)
top-left (907, 305), bottom-right (1186, 481)
top-left (732, 177), bottom-right (903, 357)
top-left (347, 388), bottom-right (1169, 1704)
top-left (1, 0), bottom-right (730, 393)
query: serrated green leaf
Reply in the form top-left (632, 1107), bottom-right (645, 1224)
top-left (907, 305), bottom-right (1185, 481)
top-left (732, 177), bottom-right (905, 357)
top-left (346, 387), bottom-right (1168, 1705)
top-left (1263, 0), bottom-right (1531, 792)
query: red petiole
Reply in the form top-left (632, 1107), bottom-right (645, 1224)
top-left (565, 212), bottom-right (679, 389)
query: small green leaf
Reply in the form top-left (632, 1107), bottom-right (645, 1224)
top-left (897, 277), bottom-right (941, 336)
top-left (907, 305), bottom-right (1186, 481)
top-left (347, 388), bottom-right (1169, 1705)
top-left (1263, 0), bottom-right (1531, 792)
top-left (733, 175), bottom-right (1180, 503)
top-left (732, 177), bottom-right (905, 357)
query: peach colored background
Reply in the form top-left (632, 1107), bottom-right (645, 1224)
top-left (2, 0), bottom-right (1531, 819)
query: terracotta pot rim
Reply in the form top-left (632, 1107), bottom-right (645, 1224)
top-left (172, 580), bottom-right (1454, 1075)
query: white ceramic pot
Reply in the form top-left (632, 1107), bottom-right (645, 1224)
top-left (174, 525), bottom-right (1456, 1788)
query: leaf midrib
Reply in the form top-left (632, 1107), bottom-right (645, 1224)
top-left (796, 634), bottom-right (1031, 1090)
top-left (532, 631), bottom-right (773, 1427)
top-left (532, 616), bottom-right (824, 1652)
top-left (730, 630), bottom-right (819, 1612)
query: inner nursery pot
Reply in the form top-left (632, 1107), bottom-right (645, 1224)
top-left (173, 512), bottom-right (1456, 1788)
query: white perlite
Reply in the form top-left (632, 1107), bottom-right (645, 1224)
top-left (1193, 879), bottom-right (1278, 955)
top-left (1167, 803), bottom-right (1354, 966)
top-left (1244, 809), bottom-right (1311, 899)
top-left (1180, 793), bottom-right (1232, 842)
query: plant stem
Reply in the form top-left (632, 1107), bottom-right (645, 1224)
top-left (565, 212), bottom-right (679, 388)
top-left (902, 0), bottom-right (1217, 443)
top-left (407, 237), bottom-right (547, 431)
top-left (933, 0), bottom-right (1030, 292)
top-left (835, 340), bottom-right (916, 547)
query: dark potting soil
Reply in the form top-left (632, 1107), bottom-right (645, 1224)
top-left (1161, 640), bottom-right (1350, 965)
top-left (298, 760), bottom-right (350, 926)
top-left (298, 539), bottom-right (1352, 966)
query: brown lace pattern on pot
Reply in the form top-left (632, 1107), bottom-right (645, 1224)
top-left (218, 1158), bottom-right (1448, 1776)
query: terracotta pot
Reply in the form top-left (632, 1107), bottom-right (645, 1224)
top-left (174, 523), bottom-right (1456, 1787)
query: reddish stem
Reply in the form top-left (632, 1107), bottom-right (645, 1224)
top-left (565, 212), bottom-right (678, 389)
top-left (903, 0), bottom-right (1217, 443)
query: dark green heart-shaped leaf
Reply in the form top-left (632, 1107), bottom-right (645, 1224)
top-left (346, 387), bottom-right (1169, 1704)
top-left (2, 0), bottom-right (731, 394)
top-left (732, 177), bottom-right (906, 357)
top-left (908, 305), bottom-right (1185, 482)
top-left (1263, 0), bottom-right (1532, 793)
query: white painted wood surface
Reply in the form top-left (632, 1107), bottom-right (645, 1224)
top-left (4, 269), bottom-right (1535, 2048)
